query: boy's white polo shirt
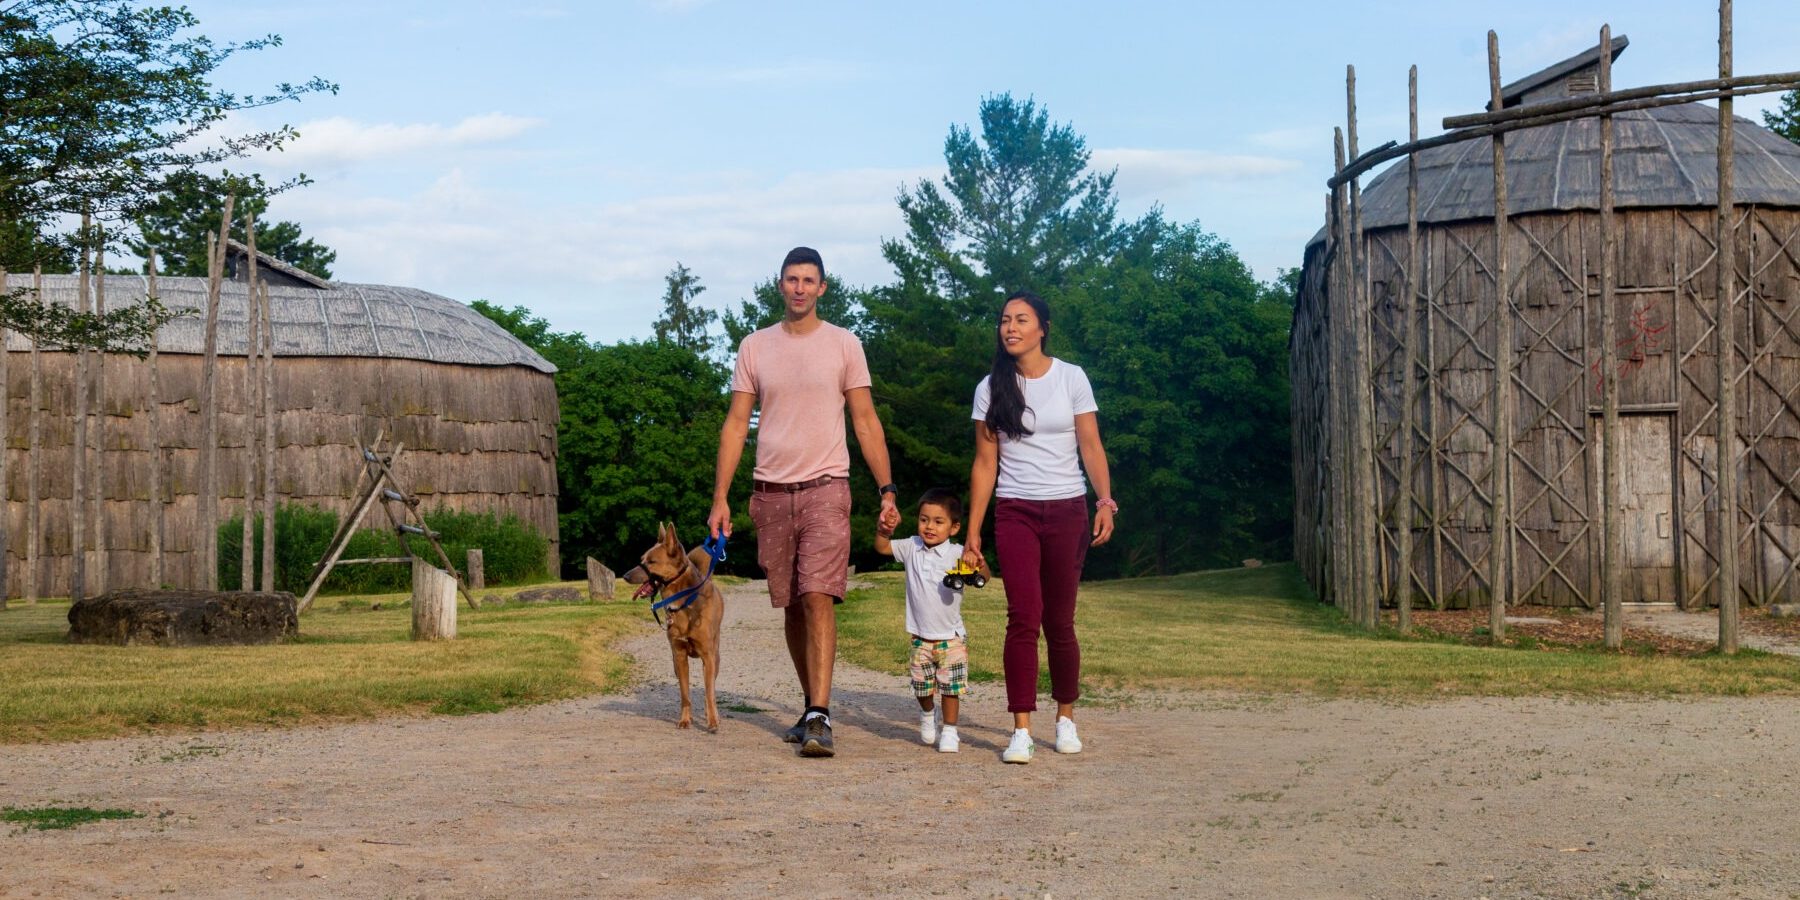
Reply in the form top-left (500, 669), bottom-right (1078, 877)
top-left (890, 536), bottom-right (966, 641)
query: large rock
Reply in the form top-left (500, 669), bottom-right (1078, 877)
top-left (68, 590), bottom-right (299, 647)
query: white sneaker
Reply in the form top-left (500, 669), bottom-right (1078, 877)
top-left (937, 725), bottom-right (960, 753)
top-left (1055, 716), bottom-right (1083, 754)
top-left (1002, 728), bottom-right (1034, 764)
top-left (919, 709), bottom-right (939, 745)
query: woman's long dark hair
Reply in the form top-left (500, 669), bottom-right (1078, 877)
top-left (985, 291), bottom-right (1051, 441)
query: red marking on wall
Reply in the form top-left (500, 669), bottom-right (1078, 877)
top-left (1591, 306), bottom-right (1670, 396)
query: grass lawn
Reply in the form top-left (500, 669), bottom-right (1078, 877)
top-left (836, 563), bottom-right (1800, 699)
top-left (0, 584), bottom-right (649, 744)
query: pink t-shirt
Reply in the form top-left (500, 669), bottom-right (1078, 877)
top-left (730, 321), bottom-right (872, 484)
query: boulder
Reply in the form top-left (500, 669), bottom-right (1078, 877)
top-left (1242, 559), bottom-right (1264, 569)
top-left (68, 590), bottom-right (298, 647)
top-left (511, 586), bottom-right (584, 604)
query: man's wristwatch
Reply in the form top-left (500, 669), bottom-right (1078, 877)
top-left (878, 483), bottom-right (899, 498)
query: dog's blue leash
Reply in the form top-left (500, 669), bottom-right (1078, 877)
top-left (651, 534), bottom-right (728, 626)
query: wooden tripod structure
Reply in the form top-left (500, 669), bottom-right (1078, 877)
top-left (298, 434), bottom-right (476, 613)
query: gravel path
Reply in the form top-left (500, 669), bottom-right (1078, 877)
top-left (1, 582), bottom-right (1799, 898)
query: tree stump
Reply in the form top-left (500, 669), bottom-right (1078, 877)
top-left (466, 548), bottom-right (485, 591)
top-left (587, 557), bottom-right (614, 601)
top-left (68, 590), bottom-right (297, 646)
top-left (412, 560), bottom-right (458, 641)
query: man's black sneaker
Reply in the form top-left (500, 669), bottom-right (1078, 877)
top-left (799, 717), bottom-right (835, 757)
top-left (782, 713), bottom-right (807, 744)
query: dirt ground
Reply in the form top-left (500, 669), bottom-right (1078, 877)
top-left (3, 582), bottom-right (1800, 899)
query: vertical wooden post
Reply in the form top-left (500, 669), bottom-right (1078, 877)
top-left (1487, 31), bottom-right (1512, 641)
top-left (1347, 64), bottom-right (1379, 628)
top-left (1715, 1), bottom-right (1741, 652)
top-left (1396, 64), bottom-right (1422, 632)
top-left (26, 266), bottom-right (42, 604)
top-left (1330, 134), bottom-right (1352, 614)
top-left (466, 548), bottom-right (485, 591)
top-left (241, 213), bottom-right (261, 591)
top-left (198, 195), bottom-right (234, 590)
top-left (71, 214), bottom-right (90, 601)
top-left (0, 267), bottom-right (8, 607)
top-left (1598, 25), bottom-right (1625, 649)
top-left (146, 250), bottom-right (164, 589)
top-left (412, 559), bottom-right (458, 641)
top-left (259, 280), bottom-right (276, 593)
top-left (92, 241), bottom-right (107, 596)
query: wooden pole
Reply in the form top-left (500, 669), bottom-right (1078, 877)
top-left (1488, 31), bottom-right (1512, 641)
top-left (1334, 76), bottom-right (1800, 190)
top-left (1330, 135), bottom-right (1351, 614)
top-left (0, 266), bottom-right (8, 607)
top-left (411, 559), bottom-right (458, 641)
top-left (92, 240), bottom-right (107, 596)
top-left (199, 195), bottom-right (234, 590)
top-left (1598, 25), bottom-right (1625, 649)
top-left (71, 214), bottom-right (90, 601)
top-left (1396, 64), bottom-right (1422, 633)
top-left (26, 266), bottom-right (42, 604)
top-left (1716, 0), bottom-right (1741, 652)
top-left (241, 213), bottom-right (261, 591)
top-left (466, 548), bottom-right (485, 592)
top-left (1347, 64), bottom-right (1379, 628)
top-left (1442, 70), bottom-right (1800, 130)
top-left (259, 280), bottom-right (276, 593)
top-left (146, 250), bottom-right (164, 589)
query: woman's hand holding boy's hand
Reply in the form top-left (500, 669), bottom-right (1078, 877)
top-left (960, 536), bottom-right (984, 573)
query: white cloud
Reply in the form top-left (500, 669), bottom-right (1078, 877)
top-left (261, 113), bottom-right (544, 167)
top-left (272, 165), bottom-right (933, 343)
top-left (1092, 148), bottom-right (1302, 202)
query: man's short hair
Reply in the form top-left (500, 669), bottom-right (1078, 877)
top-left (781, 246), bottom-right (825, 279)
top-left (917, 487), bottom-right (964, 523)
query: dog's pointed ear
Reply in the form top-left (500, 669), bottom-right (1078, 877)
top-left (660, 521), bottom-right (679, 550)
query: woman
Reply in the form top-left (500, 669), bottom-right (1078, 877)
top-left (962, 291), bottom-right (1115, 765)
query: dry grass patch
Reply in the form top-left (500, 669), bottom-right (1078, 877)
top-left (836, 564), bottom-right (1800, 698)
top-left (0, 583), bottom-right (648, 744)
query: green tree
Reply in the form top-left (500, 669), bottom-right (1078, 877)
top-left (1059, 215), bottom-right (1295, 577)
top-left (470, 300), bottom-right (753, 576)
top-left (130, 170), bottom-right (336, 278)
top-left (885, 93), bottom-right (1119, 309)
top-left (554, 340), bottom-right (743, 576)
top-left (863, 95), bottom-right (1123, 528)
top-left (1, 0), bottom-right (333, 347)
top-left (652, 262), bottom-right (716, 354)
top-left (1765, 89), bottom-right (1800, 145)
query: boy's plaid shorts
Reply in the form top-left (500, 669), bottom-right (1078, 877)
top-left (909, 636), bottom-right (968, 697)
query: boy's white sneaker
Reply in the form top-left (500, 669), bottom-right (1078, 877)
top-left (1002, 728), bottom-right (1034, 764)
top-left (919, 709), bottom-right (939, 745)
top-left (937, 725), bottom-right (960, 753)
top-left (1055, 716), bottom-right (1083, 754)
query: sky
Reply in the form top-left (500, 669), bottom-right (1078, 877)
top-left (171, 0), bottom-right (1800, 344)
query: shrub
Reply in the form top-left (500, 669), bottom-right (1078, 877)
top-left (219, 505), bottom-right (549, 594)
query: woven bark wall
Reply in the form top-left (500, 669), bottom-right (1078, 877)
top-left (1, 354), bottom-right (559, 597)
top-left (1293, 205), bottom-right (1800, 609)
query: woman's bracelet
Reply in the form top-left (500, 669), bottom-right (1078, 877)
top-left (1096, 497), bottom-right (1119, 515)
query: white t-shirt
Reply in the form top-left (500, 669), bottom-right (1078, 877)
top-left (971, 358), bottom-right (1098, 501)
top-left (890, 536), bottom-right (966, 640)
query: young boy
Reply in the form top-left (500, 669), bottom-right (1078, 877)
top-left (874, 488), bottom-right (974, 753)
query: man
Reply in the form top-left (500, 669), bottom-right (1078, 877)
top-left (708, 246), bottom-right (901, 758)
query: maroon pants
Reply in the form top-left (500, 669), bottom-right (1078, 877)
top-left (994, 496), bottom-right (1089, 713)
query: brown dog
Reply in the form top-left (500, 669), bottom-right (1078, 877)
top-left (620, 523), bottom-right (724, 732)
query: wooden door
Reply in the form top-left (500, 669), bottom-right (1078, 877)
top-left (1617, 416), bottom-right (1676, 602)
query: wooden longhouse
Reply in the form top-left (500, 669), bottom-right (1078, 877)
top-left (4, 246), bottom-right (560, 597)
top-left (1291, 38), bottom-right (1800, 612)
